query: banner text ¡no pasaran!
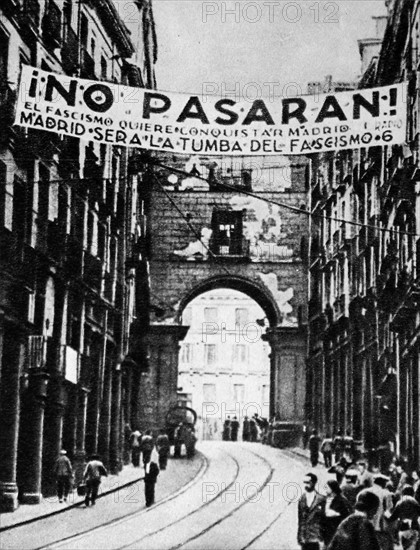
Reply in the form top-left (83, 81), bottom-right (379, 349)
top-left (15, 65), bottom-right (407, 156)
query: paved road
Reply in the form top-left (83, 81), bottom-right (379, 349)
top-left (1, 442), bottom-right (331, 550)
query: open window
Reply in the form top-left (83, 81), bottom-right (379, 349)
top-left (210, 210), bottom-right (248, 257)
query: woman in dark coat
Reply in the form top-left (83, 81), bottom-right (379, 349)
top-left (322, 479), bottom-right (352, 546)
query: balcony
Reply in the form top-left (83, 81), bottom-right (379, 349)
top-left (62, 25), bottom-right (79, 75)
top-left (27, 335), bottom-right (46, 369)
top-left (80, 48), bottom-right (95, 80)
top-left (42, 0), bottom-right (62, 49)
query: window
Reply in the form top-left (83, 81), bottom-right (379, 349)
top-left (261, 384), bottom-right (269, 406)
top-left (204, 307), bottom-right (217, 323)
top-left (181, 343), bottom-right (193, 364)
top-left (87, 211), bottom-right (98, 255)
top-left (80, 14), bottom-right (88, 47)
top-left (233, 344), bottom-right (247, 364)
top-left (203, 383), bottom-right (216, 403)
top-left (235, 308), bottom-right (249, 327)
top-left (37, 165), bottom-right (50, 249)
top-left (204, 344), bottom-right (217, 366)
top-left (210, 210), bottom-right (246, 256)
top-left (101, 55), bottom-right (107, 80)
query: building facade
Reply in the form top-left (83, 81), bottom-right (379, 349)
top-left (178, 288), bottom-right (270, 440)
top-left (307, 0), bottom-right (420, 469)
top-left (0, 0), bottom-right (157, 511)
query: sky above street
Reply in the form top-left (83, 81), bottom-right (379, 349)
top-left (150, 0), bottom-right (387, 97)
top-left (115, 0), bottom-right (388, 96)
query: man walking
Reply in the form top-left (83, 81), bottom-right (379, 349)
top-left (144, 460), bottom-right (159, 507)
top-left (309, 429), bottom-right (321, 467)
top-left (141, 429), bottom-right (154, 467)
top-left (55, 449), bottom-right (73, 503)
top-left (297, 472), bottom-right (326, 550)
top-left (130, 427), bottom-right (142, 467)
top-left (83, 454), bottom-right (107, 507)
top-left (320, 433), bottom-right (333, 468)
top-left (156, 429), bottom-right (170, 470)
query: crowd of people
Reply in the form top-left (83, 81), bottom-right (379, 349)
top-left (298, 429), bottom-right (420, 550)
top-left (222, 414), bottom-right (269, 442)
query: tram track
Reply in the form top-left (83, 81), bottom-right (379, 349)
top-left (42, 447), bottom-right (241, 550)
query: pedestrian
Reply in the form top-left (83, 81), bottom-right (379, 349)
top-left (55, 449), bottom-right (73, 503)
top-left (343, 430), bottom-right (355, 463)
top-left (333, 430), bottom-right (344, 464)
top-left (302, 424), bottom-right (309, 450)
top-left (320, 433), bottom-right (333, 468)
top-left (156, 429), bottom-right (170, 470)
top-left (230, 416), bottom-right (239, 442)
top-left (123, 423), bottom-right (132, 464)
top-left (309, 429), bottom-right (321, 467)
top-left (321, 479), bottom-right (352, 547)
top-left (130, 427), bottom-right (142, 467)
top-left (222, 416), bottom-right (231, 441)
top-left (395, 461), bottom-right (410, 499)
top-left (359, 473), bottom-right (394, 550)
top-left (242, 416), bottom-right (250, 442)
top-left (141, 429), bottom-right (154, 467)
top-left (388, 485), bottom-right (420, 549)
top-left (357, 461), bottom-right (373, 489)
top-left (185, 427), bottom-right (197, 458)
top-left (144, 460), bottom-right (159, 507)
top-left (327, 491), bottom-right (381, 550)
top-left (412, 469), bottom-right (420, 503)
top-left (83, 454), bottom-right (108, 507)
top-left (174, 422), bottom-right (184, 458)
top-left (297, 472), bottom-right (326, 550)
top-left (340, 468), bottom-right (362, 511)
top-left (249, 417), bottom-right (258, 442)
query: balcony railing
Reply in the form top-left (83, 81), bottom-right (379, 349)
top-left (27, 335), bottom-right (46, 369)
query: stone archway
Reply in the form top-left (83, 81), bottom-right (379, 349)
top-left (139, 274), bottom-right (307, 433)
top-left (177, 274), bottom-right (281, 327)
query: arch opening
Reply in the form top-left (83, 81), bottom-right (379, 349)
top-left (178, 287), bottom-right (271, 442)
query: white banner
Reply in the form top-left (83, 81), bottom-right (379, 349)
top-left (15, 65), bottom-right (407, 156)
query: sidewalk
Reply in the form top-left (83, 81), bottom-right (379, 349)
top-left (0, 453), bottom-right (205, 532)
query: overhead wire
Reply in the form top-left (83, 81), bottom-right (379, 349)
top-left (151, 159), bottom-right (420, 240)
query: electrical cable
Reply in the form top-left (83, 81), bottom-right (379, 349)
top-left (151, 159), bottom-right (419, 240)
